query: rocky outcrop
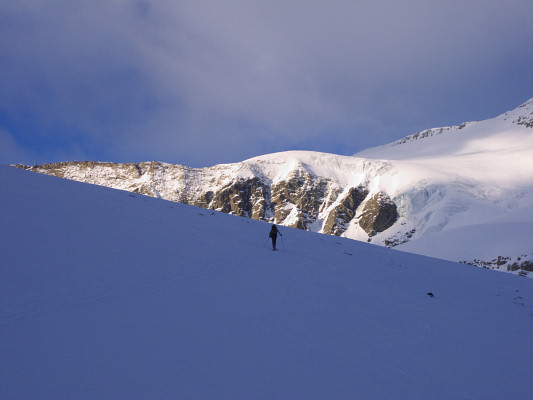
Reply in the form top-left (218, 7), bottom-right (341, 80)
top-left (270, 164), bottom-right (330, 229)
top-left (461, 253), bottom-right (533, 277)
top-left (207, 177), bottom-right (269, 219)
top-left (512, 99), bottom-right (533, 128)
top-left (358, 192), bottom-right (398, 237)
top-left (323, 186), bottom-right (368, 235)
top-left (390, 123), bottom-right (471, 146)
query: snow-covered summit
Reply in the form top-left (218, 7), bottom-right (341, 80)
top-left (502, 97), bottom-right (533, 128)
top-left (356, 98), bottom-right (533, 162)
top-left (243, 150), bottom-right (388, 185)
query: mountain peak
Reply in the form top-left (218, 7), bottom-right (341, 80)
top-left (517, 97), bottom-right (533, 109)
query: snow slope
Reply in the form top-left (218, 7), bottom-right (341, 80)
top-left (1, 165), bottom-right (532, 399)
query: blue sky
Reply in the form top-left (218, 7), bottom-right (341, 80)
top-left (1, 1), bottom-right (533, 167)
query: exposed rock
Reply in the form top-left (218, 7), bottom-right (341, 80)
top-left (391, 123), bottom-right (471, 146)
top-left (512, 99), bottom-right (533, 128)
top-left (461, 254), bottom-right (533, 276)
top-left (319, 187), bottom-right (342, 214)
top-left (384, 229), bottom-right (416, 247)
top-left (508, 263), bottom-right (520, 272)
top-left (206, 177), bottom-right (269, 219)
top-left (323, 186), bottom-right (368, 235)
top-left (358, 192), bottom-right (398, 236)
top-left (513, 115), bottom-right (533, 128)
top-left (520, 261), bottom-right (533, 272)
top-left (270, 164), bottom-right (329, 229)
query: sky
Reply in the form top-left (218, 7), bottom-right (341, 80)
top-left (1, 1), bottom-right (533, 167)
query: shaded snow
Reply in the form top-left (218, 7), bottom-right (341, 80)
top-left (1, 165), bottom-right (532, 399)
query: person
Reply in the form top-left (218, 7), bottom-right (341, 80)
top-left (269, 224), bottom-right (282, 250)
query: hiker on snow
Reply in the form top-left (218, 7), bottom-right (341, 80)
top-left (269, 224), bottom-right (282, 250)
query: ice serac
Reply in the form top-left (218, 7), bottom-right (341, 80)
top-left (13, 98), bottom-right (533, 276)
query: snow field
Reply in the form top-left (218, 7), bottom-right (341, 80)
top-left (1, 165), bottom-right (532, 399)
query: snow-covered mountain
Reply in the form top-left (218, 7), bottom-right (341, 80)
top-left (15, 153), bottom-right (397, 236)
top-left (14, 99), bottom-right (533, 276)
top-left (356, 98), bottom-right (533, 274)
top-left (1, 164), bottom-right (532, 399)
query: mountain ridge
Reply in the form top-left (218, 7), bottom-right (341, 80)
top-left (13, 99), bottom-right (533, 276)
top-left (356, 97), bottom-right (533, 160)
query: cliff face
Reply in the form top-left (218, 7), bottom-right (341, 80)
top-left (15, 153), bottom-right (399, 241)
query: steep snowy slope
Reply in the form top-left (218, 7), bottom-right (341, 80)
top-left (356, 98), bottom-right (533, 274)
top-left (1, 165), bottom-right (532, 399)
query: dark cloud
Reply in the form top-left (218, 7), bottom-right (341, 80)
top-left (1, 0), bottom-right (533, 166)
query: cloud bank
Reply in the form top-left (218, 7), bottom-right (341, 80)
top-left (1, 1), bottom-right (533, 166)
